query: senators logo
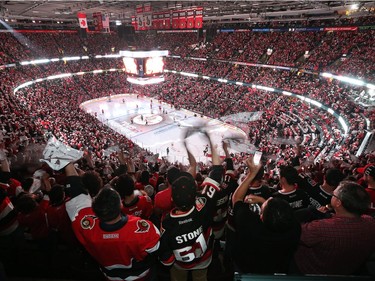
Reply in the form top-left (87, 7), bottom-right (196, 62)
top-left (80, 215), bottom-right (97, 230)
top-left (135, 220), bottom-right (150, 233)
top-left (195, 197), bottom-right (206, 211)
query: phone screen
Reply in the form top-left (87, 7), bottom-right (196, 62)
top-left (253, 151), bottom-right (262, 165)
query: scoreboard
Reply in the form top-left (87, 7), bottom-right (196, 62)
top-left (120, 50), bottom-right (168, 85)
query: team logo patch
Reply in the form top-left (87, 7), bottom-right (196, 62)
top-left (195, 197), bottom-right (207, 211)
top-left (135, 220), bottom-right (150, 233)
top-left (248, 203), bottom-right (261, 215)
top-left (80, 215), bottom-right (97, 230)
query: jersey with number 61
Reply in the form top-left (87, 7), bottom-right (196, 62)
top-left (159, 174), bottom-right (221, 270)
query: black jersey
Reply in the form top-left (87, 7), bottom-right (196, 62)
top-left (272, 189), bottom-right (311, 210)
top-left (305, 185), bottom-right (332, 208)
top-left (159, 166), bottom-right (222, 270)
top-left (211, 168), bottom-right (237, 238)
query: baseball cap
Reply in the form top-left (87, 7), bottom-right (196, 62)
top-left (167, 166), bottom-right (180, 184)
top-left (365, 165), bottom-right (375, 178)
top-left (356, 163), bottom-right (374, 174)
top-left (172, 172), bottom-right (197, 211)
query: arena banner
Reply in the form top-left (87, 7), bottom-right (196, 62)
top-left (152, 13), bottom-right (159, 29)
top-left (172, 11), bottom-right (179, 29)
top-left (295, 27), bottom-right (323, 32)
top-left (359, 25), bottom-right (375, 30)
top-left (194, 7), bottom-right (203, 29)
top-left (136, 4), bottom-right (143, 14)
top-left (102, 13), bottom-right (110, 32)
top-left (157, 13), bottom-right (164, 29)
top-left (252, 28), bottom-right (270, 32)
top-left (187, 10), bottom-right (195, 29)
top-left (77, 12), bottom-right (88, 29)
top-left (324, 26), bottom-right (358, 31)
top-left (164, 12), bottom-right (171, 29)
top-left (93, 12), bottom-right (103, 31)
top-left (179, 11), bottom-right (187, 29)
top-left (157, 30), bottom-right (197, 33)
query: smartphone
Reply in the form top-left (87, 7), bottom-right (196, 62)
top-left (253, 151), bottom-right (262, 165)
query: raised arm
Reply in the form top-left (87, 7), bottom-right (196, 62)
top-left (232, 156), bottom-right (262, 205)
top-left (184, 139), bottom-right (197, 178)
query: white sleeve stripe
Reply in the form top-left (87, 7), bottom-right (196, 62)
top-left (66, 194), bottom-right (92, 221)
top-left (145, 241), bottom-right (160, 254)
top-left (202, 177), bottom-right (220, 190)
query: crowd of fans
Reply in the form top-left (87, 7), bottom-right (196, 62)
top-left (0, 17), bottom-right (375, 280)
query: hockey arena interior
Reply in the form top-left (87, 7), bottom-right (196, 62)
top-left (0, 1), bottom-right (375, 281)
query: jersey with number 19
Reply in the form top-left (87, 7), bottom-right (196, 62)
top-left (159, 167), bottom-right (222, 270)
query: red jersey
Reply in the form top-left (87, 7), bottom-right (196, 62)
top-left (0, 196), bottom-right (19, 236)
top-left (154, 187), bottom-right (173, 219)
top-left (122, 195), bottom-right (153, 219)
top-left (66, 191), bottom-right (160, 281)
top-left (46, 201), bottom-right (78, 246)
top-left (365, 187), bottom-right (375, 215)
top-left (17, 197), bottom-right (49, 240)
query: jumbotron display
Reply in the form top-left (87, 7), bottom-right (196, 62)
top-left (120, 50), bottom-right (169, 85)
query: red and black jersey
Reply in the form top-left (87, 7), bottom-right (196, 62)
top-left (0, 195), bottom-right (19, 236)
top-left (66, 176), bottom-right (160, 281)
top-left (210, 169), bottom-right (237, 239)
top-left (122, 195), bottom-right (153, 219)
top-left (159, 166), bottom-right (222, 270)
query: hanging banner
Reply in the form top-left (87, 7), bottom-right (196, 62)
top-left (77, 12), bottom-right (88, 29)
top-left (102, 13), bottom-right (110, 32)
top-left (143, 2), bottom-right (152, 13)
top-left (194, 8), bottom-right (203, 29)
top-left (179, 11), bottom-right (187, 29)
top-left (164, 12), bottom-right (171, 29)
top-left (93, 12), bottom-right (103, 31)
top-left (172, 11), bottom-right (179, 29)
top-left (187, 10), bottom-right (195, 29)
top-left (136, 4), bottom-right (143, 14)
top-left (152, 13), bottom-right (158, 29)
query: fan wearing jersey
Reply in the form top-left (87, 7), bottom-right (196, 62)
top-left (114, 174), bottom-right (153, 220)
top-left (272, 165), bottom-right (310, 210)
top-left (231, 156), bottom-right (301, 274)
top-left (299, 168), bottom-right (344, 209)
top-left (158, 132), bottom-right (223, 281)
top-left (64, 163), bottom-right (160, 281)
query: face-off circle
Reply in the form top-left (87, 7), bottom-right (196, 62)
top-left (132, 114), bottom-right (163, 125)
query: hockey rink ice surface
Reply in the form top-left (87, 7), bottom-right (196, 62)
top-left (80, 94), bottom-right (246, 165)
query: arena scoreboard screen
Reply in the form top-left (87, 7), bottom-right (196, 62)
top-left (120, 50), bottom-right (168, 85)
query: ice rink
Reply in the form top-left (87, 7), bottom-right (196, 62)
top-left (80, 94), bottom-right (247, 165)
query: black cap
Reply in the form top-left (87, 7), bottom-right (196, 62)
top-left (172, 172), bottom-right (196, 211)
top-left (167, 166), bottom-right (180, 184)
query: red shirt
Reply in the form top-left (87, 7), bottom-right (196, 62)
top-left (365, 188), bottom-right (375, 215)
top-left (17, 197), bottom-right (49, 240)
top-left (46, 201), bottom-right (78, 246)
top-left (122, 195), bottom-right (153, 219)
top-left (154, 187), bottom-right (173, 219)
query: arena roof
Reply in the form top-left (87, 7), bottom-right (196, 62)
top-left (0, 1), bottom-right (374, 28)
